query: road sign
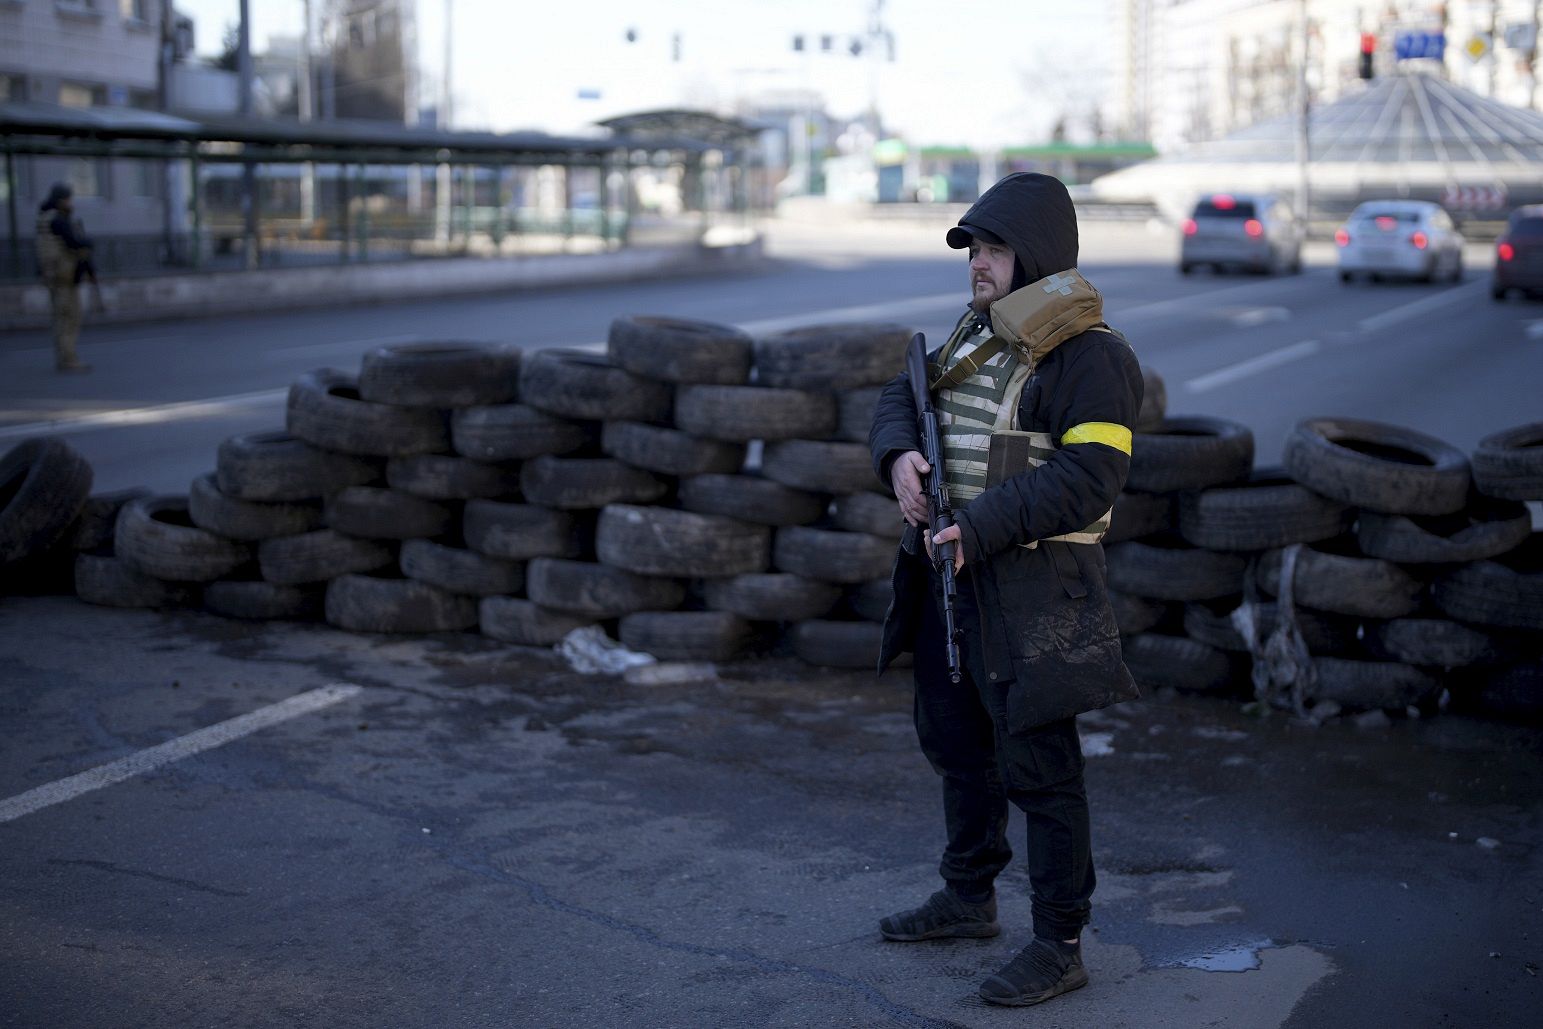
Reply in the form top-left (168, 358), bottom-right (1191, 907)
top-left (1394, 30), bottom-right (1445, 60)
top-left (1442, 183), bottom-right (1508, 211)
top-left (1465, 33), bottom-right (1491, 61)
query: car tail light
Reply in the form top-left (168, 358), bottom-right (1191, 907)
top-left (1210, 194), bottom-right (1236, 210)
top-left (1375, 216), bottom-right (1397, 231)
top-left (1334, 228), bottom-right (1350, 247)
top-left (1182, 219), bottom-right (1198, 236)
top-left (1498, 241), bottom-right (1515, 261)
top-left (1410, 231), bottom-right (1428, 250)
top-left (1244, 219), bottom-right (1264, 238)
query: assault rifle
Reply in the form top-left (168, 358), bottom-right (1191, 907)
top-left (904, 332), bottom-right (963, 684)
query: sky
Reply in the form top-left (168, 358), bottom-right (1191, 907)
top-left (173, 0), bottom-right (1110, 147)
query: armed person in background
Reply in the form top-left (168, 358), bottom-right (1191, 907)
top-left (35, 182), bottom-right (93, 372)
top-left (868, 172), bottom-right (1143, 1008)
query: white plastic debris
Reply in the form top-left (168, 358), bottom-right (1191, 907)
top-left (623, 662), bottom-right (717, 686)
top-left (556, 625), bottom-right (657, 675)
top-left (1476, 837), bottom-right (1500, 850)
top-left (1079, 732), bottom-right (1115, 757)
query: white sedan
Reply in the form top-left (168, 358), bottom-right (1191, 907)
top-left (1335, 200), bottom-right (1465, 284)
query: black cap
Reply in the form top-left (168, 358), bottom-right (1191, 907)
top-left (946, 222), bottom-right (1003, 249)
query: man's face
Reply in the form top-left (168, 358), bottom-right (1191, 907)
top-left (967, 238), bottom-right (1016, 314)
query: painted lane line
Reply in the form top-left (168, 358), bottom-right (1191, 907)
top-left (1525, 320), bottom-right (1543, 340)
top-left (1186, 339), bottom-right (1322, 394)
top-left (0, 387), bottom-right (287, 442)
top-left (1356, 280), bottom-right (1484, 333)
top-left (734, 292), bottom-right (963, 335)
top-left (1228, 306), bottom-right (1291, 328)
top-left (0, 683), bottom-right (363, 825)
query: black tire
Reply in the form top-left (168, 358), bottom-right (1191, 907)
top-left (463, 501), bottom-right (581, 561)
top-left (256, 529), bottom-right (395, 586)
top-left (115, 495), bottom-right (252, 583)
top-left (787, 619), bottom-right (885, 669)
top-left (618, 610), bottom-right (752, 661)
top-left (216, 430), bottom-right (381, 502)
top-left (1104, 538), bottom-right (1248, 601)
top-left (357, 342), bottom-right (521, 407)
top-left (325, 573), bottom-right (479, 633)
top-left (1355, 498), bottom-right (1532, 564)
top-left (677, 474), bottom-right (828, 527)
top-left (525, 557), bottom-right (685, 618)
top-left (74, 553), bottom-right (200, 609)
top-left (601, 421), bottom-right (744, 477)
top-left (1104, 490), bottom-right (1174, 546)
top-left (1361, 617), bottom-right (1507, 668)
top-left (595, 504), bottom-right (770, 578)
top-left (1136, 367), bottom-right (1166, 433)
top-left (1472, 422), bottom-right (1543, 501)
top-left (517, 349), bottom-right (673, 423)
top-left (519, 456), bottom-right (668, 510)
top-left (386, 454), bottom-right (521, 500)
top-left (286, 369), bottom-right (450, 457)
top-left (1127, 416), bottom-right (1254, 493)
top-left (400, 538), bottom-right (524, 596)
top-left (836, 387), bottom-right (883, 444)
top-left (606, 315), bottom-right (752, 385)
top-left (203, 579), bottom-right (324, 621)
top-left (1431, 534), bottom-right (1543, 630)
top-left (1281, 417), bottom-right (1471, 516)
top-left (829, 491), bottom-right (904, 539)
top-left (772, 526), bottom-right (895, 584)
top-left (1182, 598), bottom-right (1358, 655)
top-left (1308, 656), bottom-right (1442, 711)
top-left (1120, 631), bottom-right (1235, 694)
top-left (1257, 542), bottom-right (1424, 619)
top-left (324, 487), bottom-right (454, 540)
top-left (188, 473), bottom-right (323, 541)
top-left (845, 578), bottom-right (893, 623)
top-left (673, 385), bottom-right (837, 442)
top-left (761, 439), bottom-right (875, 495)
top-left (451, 404), bottom-right (594, 461)
top-left (478, 596), bottom-right (595, 646)
top-left (1108, 590), bottom-right (1168, 635)
top-left (68, 487), bottom-right (150, 553)
top-left (0, 437), bottom-right (93, 567)
top-left (702, 572), bottom-right (841, 621)
top-left (1178, 470), bottom-right (1353, 551)
top-left (753, 323), bottom-right (913, 390)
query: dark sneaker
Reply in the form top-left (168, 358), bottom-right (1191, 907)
top-left (978, 937), bottom-right (1088, 1006)
top-left (879, 888), bottom-right (999, 942)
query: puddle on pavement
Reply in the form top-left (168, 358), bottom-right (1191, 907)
top-left (1171, 939), bottom-right (1274, 972)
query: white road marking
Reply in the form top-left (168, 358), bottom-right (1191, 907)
top-left (1186, 339), bottom-right (1322, 394)
top-left (1356, 280), bottom-right (1484, 332)
top-left (1525, 320), bottom-right (1543, 339)
top-left (0, 683), bottom-right (363, 825)
top-left (0, 387), bottom-right (287, 442)
top-left (1227, 306), bottom-right (1291, 328)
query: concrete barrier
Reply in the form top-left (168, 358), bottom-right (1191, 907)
top-left (0, 236), bottom-right (765, 332)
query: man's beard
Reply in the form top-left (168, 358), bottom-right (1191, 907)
top-left (970, 282), bottom-right (1010, 315)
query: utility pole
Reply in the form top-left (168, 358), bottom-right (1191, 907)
top-left (1532, 0), bottom-right (1541, 109)
top-left (300, 0), bottom-right (315, 225)
top-left (1295, 0), bottom-right (1310, 231)
top-left (436, 0), bottom-right (453, 248)
top-left (1490, 0), bottom-right (1500, 97)
top-left (238, 0), bottom-right (259, 269)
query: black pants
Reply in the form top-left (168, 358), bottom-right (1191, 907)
top-left (912, 564), bottom-right (1094, 941)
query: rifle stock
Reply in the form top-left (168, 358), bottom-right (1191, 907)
top-left (905, 333), bottom-right (963, 685)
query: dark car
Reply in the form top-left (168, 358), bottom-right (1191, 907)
top-left (1492, 205), bottom-right (1543, 300)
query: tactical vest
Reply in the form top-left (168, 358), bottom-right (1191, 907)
top-left (35, 211), bottom-right (70, 286)
top-left (929, 273), bottom-right (1120, 547)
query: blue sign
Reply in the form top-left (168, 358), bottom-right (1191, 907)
top-left (1395, 31), bottom-right (1445, 60)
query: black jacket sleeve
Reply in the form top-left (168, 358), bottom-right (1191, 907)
top-left (867, 370), bottom-right (921, 493)
top-left (954, 333), bottom-right (1143, 562)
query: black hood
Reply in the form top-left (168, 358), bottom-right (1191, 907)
top-left (947, 172), bottom-right (1078, 289)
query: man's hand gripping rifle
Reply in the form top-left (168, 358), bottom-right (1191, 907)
top-left (905, 332), bottom-right (964, 685)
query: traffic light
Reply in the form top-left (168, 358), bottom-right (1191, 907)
top-left (1359, 33), bottom-right (1376, 79)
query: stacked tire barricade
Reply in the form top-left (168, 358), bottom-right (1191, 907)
top-left (1106, 392), bottom-right (1542, 724)
top-left (0, 320), bottom-right (912, 671)
top-left (1, 329), bottom-right (1538, 724)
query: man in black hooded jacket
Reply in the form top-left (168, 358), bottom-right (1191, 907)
top-left (868, 172), bottom-right (1143, 1007)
